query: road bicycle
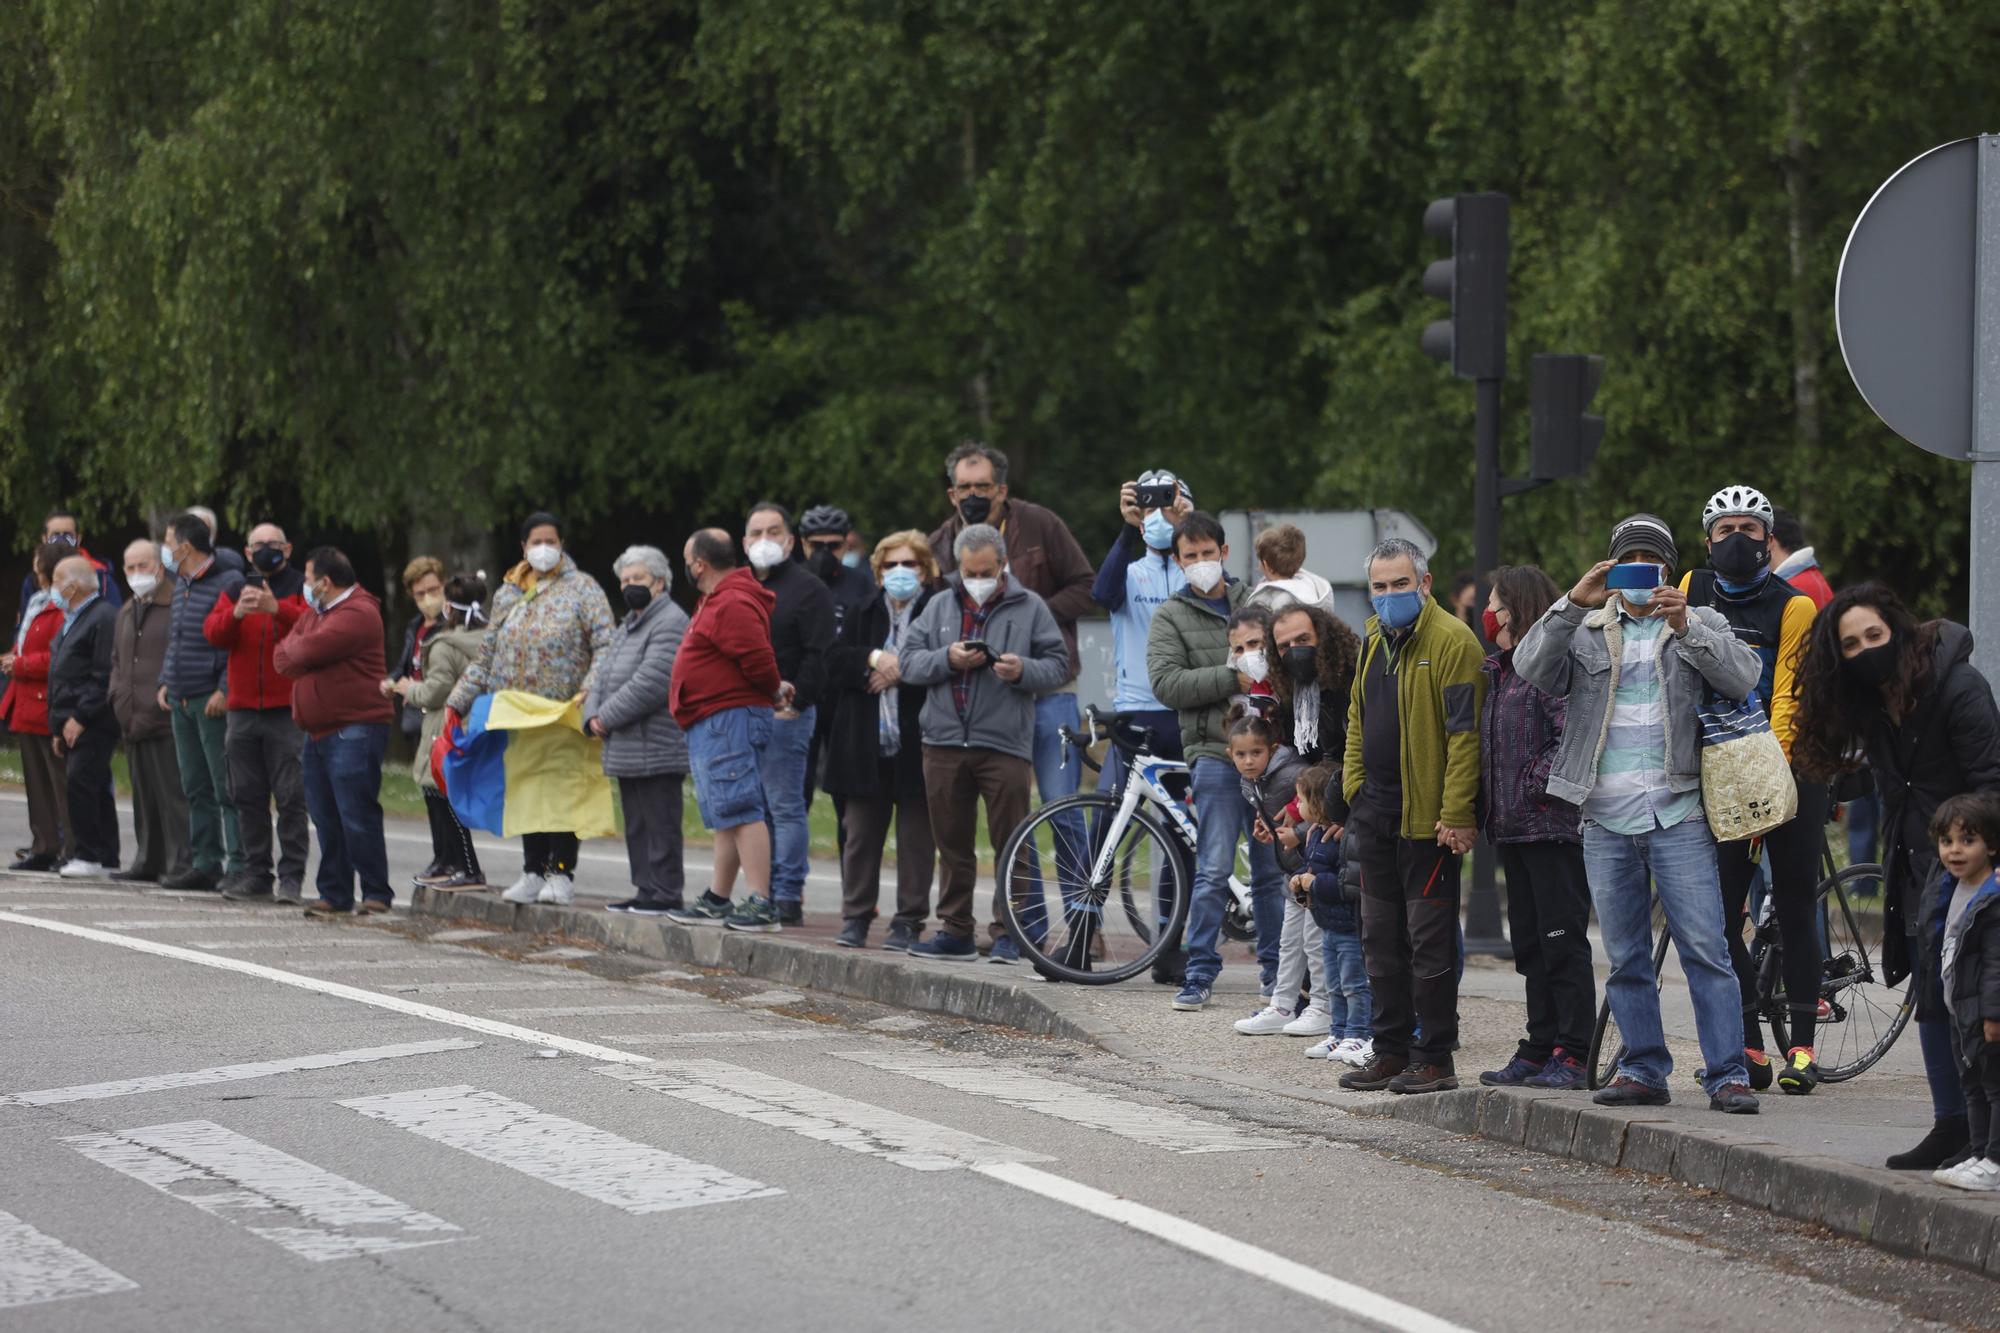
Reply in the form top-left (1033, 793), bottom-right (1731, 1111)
top-left (1587, 843), bottom-right (1910, 1088)
top-left (995, 706), bottom-right (1258, 984)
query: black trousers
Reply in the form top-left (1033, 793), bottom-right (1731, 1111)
top-left (1352, 813), bottom-right (1463, 1067)
top-left (1717, 777), bottom-right (1829, 1053)
top-left (62, 725), bottom-right (119, 868)
top-left (423, 790), bottom-right (482, 879)
top-left (523, 831), bottom-right (579, 876)
top-left (1498, 840), bottom-right (1596, 1060)
top-left (619, 773), bottom-right (686, 907)
top-left (225, 707), bottom-right (308, 888)
top-left (1962, 1041), bottom-right (2000, 1161)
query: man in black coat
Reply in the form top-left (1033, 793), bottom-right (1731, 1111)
top-left (48, 555), bottom-right (121, 876)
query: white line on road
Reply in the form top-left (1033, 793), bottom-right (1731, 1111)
top-left (427, 929), bottom-right (499, 942)
top-left (973, 1163), bottom-right (1475, 1333)
top-left (523, 947), bottom-right (597, 961)
top-left (64, 1121), bottom-right (464, 1261)
top-left (280, 958), bottom-right (494, 972)
top-left (186, 938), bottom-right (399, 950)
top-left (0, 1208), bottom-right (138, 1310)
top-left (491, 1004), bottom-right (707, 1019)
top-left (340, 1085), bottom-right (781, 1214)
top-left (830, 1051), bottom-right (1294, 1154)
top-left (91, 920), bottom-right (307, 931)
top-left (0, 1039), bottom-right (481, 1107)
top-left (738, 989), bottom-right (805, 1007)
top-left (596, 1031), bottom-right (818, 1046)
top-left (596, 1061), bottom-right (1052, 1171)
top-left (380, 979), bottom-right (603, 994)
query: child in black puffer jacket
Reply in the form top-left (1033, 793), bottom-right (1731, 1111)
top-left (1933, 792), bottom-right (2000, 1192)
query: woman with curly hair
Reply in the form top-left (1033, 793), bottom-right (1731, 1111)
top-left (1264, 602), bottom-right (1359, 766)
top-left (1794, 583), bottom-right (2000, 1170)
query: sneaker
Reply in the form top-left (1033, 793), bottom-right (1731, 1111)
top-left (1337, 1038), bottom-right (1375, 1068)
top-left (1150, 947), bottom-right (1187, 986)
top-left (910, 932), bottom-right (978, 960)
top-left (536, 874), bottom-right (576, 906)
top-left (988, 935), bottom-right (1021, 965)
top-left (1171, 983), bottom-right (1212, 1012)
top-left (776, 901), bottom-right (804, 926)
top-left (1305, 1036), bottom-right (1340, 1060)
top-left (1338, 1053), bottom-right (1408, 1091)
top-left (413, 868), bottom-right (458, 887)
top-left (882, 921), bottom-right (920, 952)
top-left (427, 871), bottom-right (485, 891)
top-left (1480, 1054), bottom-right (1545, 1087)
top-left (723, 894), bottom-right (782, 932)
top-left (1777, 1047), bottom-right (1820, 1096)
top-left (1887, 1115), bottom-right (1971, 1170)
top-left (502, 873), bottom-right (545, 905)
top-left (1524, 1050), bottom-right (1588, 1091)
top-left (666, 891), bottom-right (733, 926)
top-left (275, 881), bottom-right (304, 904)
top-left (1282, 1005), bottom-right (1332, 1037)
top-left (607, 898), bottom-right (680, 916)
top-left (1234, 1005), bottom-right (1297, 1035)
top-left (1744, 1048), bottom-right (1774, 1091)
top-left (835, 918), bottom-right (869, 949)
top-left (1387, 1062), bottom-right (1458, 1095)
top-left (9, 852), bottom-right (57, 873)
top-left (1934, 1157), bottom-right (2000, 1191)
top-left (1708, 1082), bottom-right (1760, 1115)
top-left (57, 860), bottom-right (107, 880)
top-left (1593, 1076), bottom-right (1670, 1107)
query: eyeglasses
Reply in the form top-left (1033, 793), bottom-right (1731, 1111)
top-left (880, 558), bottom-right (922, 570)
top-left (950, 480), bottom-right (998, 498)
top-left (805, 539), bottom-right (846, 552)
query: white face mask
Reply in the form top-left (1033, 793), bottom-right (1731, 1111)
top-left (525, 543), bottom-right (562, 573)
top-left (1231, 649), bottom-right (1269, 684)
top-left (1184, 560), bottom-right (1224, 594)
top-left (746, 538), bottom-right (787, 572)
top-left (127, 572), bottom-right (159, 600)
top-left (961, 575), bottom-right (999, 605)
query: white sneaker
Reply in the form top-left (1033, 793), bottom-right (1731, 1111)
top-left (1934, 1157), bottom-right (2000, 1191)
top-left (537, 874), bottom-right (575, 906)
top-left (1304, 1036), bottom-right (1339, 1060)
top-left (1234, 1005), bottom-right (1296, 1035)
top-left (502, 873), bottom-right (545, 904)
top-left (1282, 1005), bottom-right (1332, 1037)
top-left (57, 860), bottom-right (106, 880)
top-left (1335, 1038), bottom-right (1374, 1067)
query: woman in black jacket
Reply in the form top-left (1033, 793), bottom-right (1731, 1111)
top-left (1795, 583), bottom-right (2000, 1170)
top-left (823, 532), bottom-right (939, 951)
top-left (1263, 601), bottom-right (1359, 767)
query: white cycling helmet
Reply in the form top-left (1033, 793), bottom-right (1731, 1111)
top-left (1701, 484), bottom-right (1775, 534)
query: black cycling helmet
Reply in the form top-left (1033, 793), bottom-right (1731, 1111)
top-left (799, 505), bottom-right (851, 538)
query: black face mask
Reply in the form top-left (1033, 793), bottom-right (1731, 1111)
top-left (621, 584), bottom-right (654, 613)
top-left (1283, 644), bottom-right (1318, 684)
top-left (1841, 638), bottom-right (1898, 688)
top-left (1709, 531), bottom-right (1770, 585)
top-left (808, 548), bottom-right (842, 584)
top-left (251, 546), bottom-right (287, 574)
top-left (957, 495), bottom-right (993, 525)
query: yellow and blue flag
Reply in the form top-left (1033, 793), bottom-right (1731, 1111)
top-left (440, 690), bottom-right (616, 839)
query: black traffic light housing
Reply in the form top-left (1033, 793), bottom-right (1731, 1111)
top-left (1420, 193), bottom-right (1509, 380)
top-left (1529, 354), bottom-right (1605, 481)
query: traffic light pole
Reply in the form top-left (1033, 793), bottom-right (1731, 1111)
top-left (1465, 375), bottom-right (1511, 959)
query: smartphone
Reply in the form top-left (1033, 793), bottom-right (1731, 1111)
top-left (1134, 482), bottom-right (1178, 510)
top-left (1605, 563), bottom-right (1662, 592)
top-left (243, 573), bottom-right (266, 589)
top-left (960, 639), bottom-right (996, 664)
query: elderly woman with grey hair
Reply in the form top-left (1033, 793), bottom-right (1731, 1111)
top-left (583, 545), bottom-right (692, 915)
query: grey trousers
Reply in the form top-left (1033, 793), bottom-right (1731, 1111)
top-left (128, 735), bottom-right (193, 880)
top-left (225, 707), bottom-right (309, 888)
top-left (618, 773), bottom-right (686, 907)
top-left (18, 732), bottom-right (70, 860)
top-left (840, 786), bottom-right (936, 928)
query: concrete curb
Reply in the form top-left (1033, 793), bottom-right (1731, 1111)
top-left (1349, 1084), bottom-right (2000, 1280)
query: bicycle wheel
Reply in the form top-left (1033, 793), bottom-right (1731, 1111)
top-left (1587, 897), bottom-right (1671, 1090)
top-left (1811, 862), bottom-right (1912, 1081)
top-left (998, 794), bottom-right (1191, 985)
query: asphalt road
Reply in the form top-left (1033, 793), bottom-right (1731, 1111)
top-left (5, 867), bottom-right (1999, 1333)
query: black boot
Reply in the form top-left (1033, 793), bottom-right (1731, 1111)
top-left (1886, 1114), bottom-right (1970, 1170)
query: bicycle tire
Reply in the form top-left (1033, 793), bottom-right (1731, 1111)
top-left (997, 794), bottom-right (1192, 985)
top-left (1588, 927), bottom-right (1671, 1090)
top-left (1813, 862), bottom-right (1911, 1082)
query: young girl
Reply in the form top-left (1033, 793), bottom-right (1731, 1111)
top-left (1228, 707), bottom-right (1323, 1036)
top-left (1294, 765), bottom-right (1373, 1066)
top-left (1932, 793), bottom-right (2000, 1191)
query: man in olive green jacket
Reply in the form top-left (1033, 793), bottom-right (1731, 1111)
top-left (1337, 538), bottom-right (1486, 1096)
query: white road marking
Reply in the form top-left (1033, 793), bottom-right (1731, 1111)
top-left (596, 1061), bottom-right (1051, 1171)
top-left (974, 1163), bottom-right (1475, 1333)
top-left (382, 979), bottom-right (603, 994)
top-left (737, 989), bottom-right (805, 1006)
top-left (630, 968), bottom-right (696, 981)
top-left (340, 1085), bottom-right (780, 1214)
top-left (427, 929), bottom-right (498, 943)
top-left (64, 1121), bottom-right (464, 1261)
top-left (187, 938), bottom-right (395, 950)
top-left (865, 1016), bottom-right (929, 1032)
top-left (0, 1209), bottom-right (137, 1310)
top-left (595, 1031), bottom-right (818, 1046)
top-left (91, 920), bottom-right (302, 931)
top-left (524, 947), bottom-right (596, 961)
top-left (0, 1039), bottom-right (480, 1107)
top-left (830, 1051), bottom-right (1294, 1154)
top-left (492, 1003), bottom-right (707, 1019)
top-left (283, 958), bottom-right (493, 972)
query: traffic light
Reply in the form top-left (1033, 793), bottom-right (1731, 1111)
top-left (1529, 353), bottom-right (1605, 480)
top-left (1419, 193), bottom-right (1509, 380)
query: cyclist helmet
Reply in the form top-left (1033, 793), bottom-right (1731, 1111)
top-left (1701, 485), bottom-right (1774, 535)
top-left (798, 505), bottom-right (851, 538)
top-left (1137, 468), bottom-right (1194, 507)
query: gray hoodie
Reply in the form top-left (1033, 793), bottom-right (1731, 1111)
top-left (902, 575), bottom-right (1068, 762)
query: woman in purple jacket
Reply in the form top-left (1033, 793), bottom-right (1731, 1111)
top-left (1477, 565), bottom-right (1594, 1091)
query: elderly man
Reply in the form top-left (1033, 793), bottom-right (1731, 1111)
top-left (158, 511), bottom-right (246, 891)
top-left (901, 523), bottom-right (1069, 960)
top-left (48, 556), bottom-right (121, 878)
top-left (110, 540), bottom-right (192, 884)
top-left (204, 521), bottom-right (311, 903)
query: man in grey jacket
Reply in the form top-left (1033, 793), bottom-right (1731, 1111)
top-left (901, 524), bottom-right (1068, 959)
top-left (1514, 513), bottom-right (1767, 1116)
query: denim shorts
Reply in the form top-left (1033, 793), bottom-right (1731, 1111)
top-left (686, 706), bottom-right (773, 831)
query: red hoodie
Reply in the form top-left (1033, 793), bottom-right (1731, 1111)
top-left (272, 585), bottom-right (395, 739)
top-left (669, 566), bottom-right (781, 730)
top-left (202, 569), bottom-right (308, 710)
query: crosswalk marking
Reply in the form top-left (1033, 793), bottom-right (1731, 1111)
top-left (284, 958), bottom-right (492, 972)
top-left (829, 1051), bottom-right (1294, 1155)
top-left (0, 1209), bottom-right (137, 1310)
top-left (492, 1004), bottom-right (707, 1019)
top-left (595, 1031), bottom-right (817, 1046)
top-left (379, 979), bottom-right (603, 994)
top-left (339, 1086), bottom-right (781, 1214)
top-left (738, 990), bottom-right (805, 1007)
top-left (1, 1039), bottom-right (480, 1107)
top-left (64, 1121), bottom-right (464, 1261)
top-left (187, 938), bottom-right (394, 950)
top-left (595, 1060), bottom-right (1052, 1172)
top-left (92, 920), bottom-right (300, 931)
top-left (427, 929), bottom-right (498, 943)
top-left (523, 947), bottom-right (596, 961)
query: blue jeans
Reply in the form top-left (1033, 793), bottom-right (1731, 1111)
top-left (1182, 756), bottom-right (1283, 987)
top-left (1321, 925), bottom-right (1372, 1040)
top-left (761, 706), bottom-right (815, 905)
top-left (301, 723), bottom-right (390, 909)
top-left (1582, 813), bottom-right (1748, 1094)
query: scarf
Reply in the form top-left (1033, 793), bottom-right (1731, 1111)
top-left (1292, 684), bottom-right (1320, 757)
top-left (878, 597), bottom-right (917, 756)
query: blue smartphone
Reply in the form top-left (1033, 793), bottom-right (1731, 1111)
top-left (1605, 563), bottom-right (1662, 592)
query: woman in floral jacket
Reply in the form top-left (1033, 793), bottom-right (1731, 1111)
top-left (445, 511), bottom-right (614, 906)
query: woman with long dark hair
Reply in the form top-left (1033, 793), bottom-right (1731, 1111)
top-left (1263, 601), bottom-right (1360, 766)
top-left (1794, 583), bottom-right (2000, 1169)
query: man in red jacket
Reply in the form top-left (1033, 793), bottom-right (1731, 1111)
top-left (274, 547), bottom-right (395, 918)
top-left (203, 521), bottom-right (311, 904)
top-left (666, 528), bottom-right (783, 928)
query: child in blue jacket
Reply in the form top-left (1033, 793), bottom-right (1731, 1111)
top-left (1292, 763), bottom-right (1372, 1067)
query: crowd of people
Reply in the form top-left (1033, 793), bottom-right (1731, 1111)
top-left (8, 457), bottom-right (2000, 1193)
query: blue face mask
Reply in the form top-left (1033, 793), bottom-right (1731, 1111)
top-left (1371, 589), bottom-right (1425, 630)
top-left (161, 543), bottom-right (179, 574)
top-left (882, 567), bottom-right (922, 601)
top-left (841, 551), bottom-right (863, 570)
top-left (1622, 587), bottom-right (1656, 607)
top-left (1141, 510), bottom-right (1177, 550)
